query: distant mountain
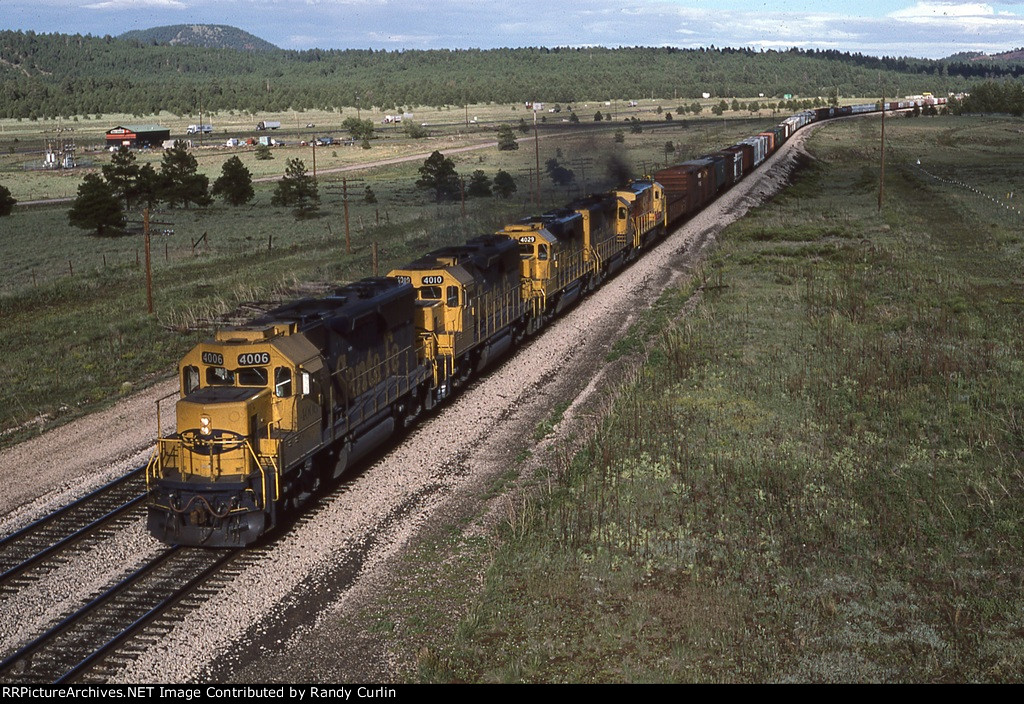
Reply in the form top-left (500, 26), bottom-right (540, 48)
top-left (944, 51), bottom-right (987, 62)
top-left (984, 48), bottom-right (1024, 62)
top-left (119, 24), bottom-right (278, 52)
top-left (945, 48), bottom-right (1024, 63)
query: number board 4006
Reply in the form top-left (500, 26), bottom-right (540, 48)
top-left (201, 351), bottom-right (224, 366)
top-left (237, 352), bottom-right (271, 366)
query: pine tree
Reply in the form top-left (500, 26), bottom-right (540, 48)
top-left (272, 158), bottom-right (319, 217)
top-left (212, 155), bottom-right (255, 206)
top-left (136, 164), bottom-right (160, 210)
top-left (466, 170), bottom-right (492, 197)
top-left (68, 173), bottom-right (125, 236)
top-left (497, 124), bottom-right (519, 151)
top-left (545, 158), bottom-right (574, 186)
top-left (492, 170), bottom-right (516, 199)
top-left (101, 145), bottom-right (140, 210)
top-left (0, 183), bottom-right (15, 216)
top-left (159, 141), bottom-right (211, 209)
top-left (416, 151), bottom-right (460, 202)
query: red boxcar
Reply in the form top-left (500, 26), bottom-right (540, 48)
top-left (654, 159), bottom-right (715, 227)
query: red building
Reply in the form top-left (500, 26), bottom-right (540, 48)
top-left (105, 124), bottom-right (170, 149)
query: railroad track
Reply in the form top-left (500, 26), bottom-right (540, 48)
top-left (0, 466), bottom-right (147, 587)
top-left (0, 545), bottom-right (242, 683)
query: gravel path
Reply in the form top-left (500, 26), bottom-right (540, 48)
top-left (0, 122), bottom-right (822, 683)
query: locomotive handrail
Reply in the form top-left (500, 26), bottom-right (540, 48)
top-left (251, 441), bottom-right (280, 506)
top-left (148, 390), bottom-right (182, 491)
top-left (146, 435), bottom-right (277, 508)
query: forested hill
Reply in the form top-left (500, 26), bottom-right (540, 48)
top-left (1, 29), bottom-right (1022, 119)
top-left (118, 25), bottom-right (278, 52)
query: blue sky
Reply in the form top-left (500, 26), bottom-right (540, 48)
top-left (5, 0), bottom-right (1024, 58)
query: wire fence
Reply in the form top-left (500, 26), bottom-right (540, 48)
top-left (911, 161), bottom-right (1022, 228)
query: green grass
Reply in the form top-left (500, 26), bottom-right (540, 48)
top-left (403, 113), bottom-right (1024, 682)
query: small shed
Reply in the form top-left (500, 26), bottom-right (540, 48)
top-left (106, 125), bottom-right (171, 149)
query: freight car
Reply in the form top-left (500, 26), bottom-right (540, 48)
top-left (147, 95), bottom-right (935, 546)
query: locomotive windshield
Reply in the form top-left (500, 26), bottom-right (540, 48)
top-left (205, 366), bottom-right (269, 387)
top-left (518, 243), bottom-right (549, 260)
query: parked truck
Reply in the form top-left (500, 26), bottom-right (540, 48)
top-left (257, 121), bottom-right (282, 131)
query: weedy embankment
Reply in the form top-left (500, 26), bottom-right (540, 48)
top-left (416, 115), bottom-right (1024, 682)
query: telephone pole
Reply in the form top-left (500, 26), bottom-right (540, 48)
top-left (132, 208), bottom-right (173, 314)
top-left (878, 90), bottom-right (886, 213)
top-left (533, 108), bottom-right (541, 205)
top-left (327, 178), bottom-right (363, 254)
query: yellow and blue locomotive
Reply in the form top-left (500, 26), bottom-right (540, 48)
top-left (147, 278), bottom-right (432, 546)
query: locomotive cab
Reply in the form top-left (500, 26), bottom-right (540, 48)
top-left (613, 180), bottom-right (666, 250)
top-left (148, 325), bottom-right (324, 546)
top-left (499, 211), bottom-right (588, 322)
top-left (389, 236), bottom-right (526, 391)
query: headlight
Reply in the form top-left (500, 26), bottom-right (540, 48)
top-left (200, 416), bottom-right (211, 435)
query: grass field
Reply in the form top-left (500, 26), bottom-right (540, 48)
top-left (0, 102), bottom-right (784, 444)
top-left (351, 113), bottom-right (1024, 682)
top-left (0, 98), bottom-right (835, 201)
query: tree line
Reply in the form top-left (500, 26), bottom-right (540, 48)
top-left (3, 30), bottom-right (1021, 119)
top-left (62, 144), bottom-right (521, 236)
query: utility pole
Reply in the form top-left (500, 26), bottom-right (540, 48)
top-left (144, 208), bottom-right (153, 314)
top-left (134, 208), bottom-right (173, 315)
top-left (878, 89), bottom-right (886, 213)
top-left (327, 179), bottom-right (361, 254)
top-left (534, 108), bottom-right (540, 205)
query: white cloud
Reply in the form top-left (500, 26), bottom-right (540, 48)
top-left (885, 0), bottom-right (1024, 39)
top-left (890, 1), bottom-right (997, 19)
top-left (364, 32), bottom-right (442, 45)
top-left (83, 0), bottom-right (187, 9)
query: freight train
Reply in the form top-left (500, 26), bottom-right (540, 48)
top-left (146, 95), bottom-right (944, 546)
